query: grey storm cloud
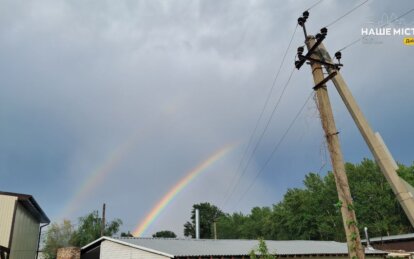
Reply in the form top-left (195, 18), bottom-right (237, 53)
top-left (1, 0), bottom-right (413, 236)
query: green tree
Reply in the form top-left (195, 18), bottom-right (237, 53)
top-left (205, 159), bottom-right (414, 241)
top-left (71, 210), bottom-right (122, 246)
top-left (43, 220), bottom-right (75, 259)
top-left (250, 238), bottom-right (276, 259)
top-left (217, 207), bottom-right (273, 239)
top-left (184, 202), bottom-right (224, 238)
top-left (216, 212), bottom-right (247, 239)
top-left (152, 230), bottom-right (177, 238)
top-left (347, 159), bottom-right (413, 236)
top-left (268, 159), bottom-right (414, 241)
top-left (120, 231), bottom-right (134, 237)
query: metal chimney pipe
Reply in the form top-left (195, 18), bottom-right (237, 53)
top-left (364, 227), bottom-right (372, 249)
top-left (195, 209), bottom-right (200, 239)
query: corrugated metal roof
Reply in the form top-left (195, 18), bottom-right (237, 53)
top-left (364, 233), bottom-right (414, 243)
top-left (111, 238), bottom-right (386, 256)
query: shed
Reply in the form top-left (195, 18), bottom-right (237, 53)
top-left (363, 233), bottom-right (414, 252)
top-left (0, 191), bottom-right (50, 259)
top-left (81, 237), bottom-right (387, 259)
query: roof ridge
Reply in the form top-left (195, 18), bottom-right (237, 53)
top-left (117, 237), bottom-right (189, 240)
top-left (115, 237), bottom-right (343, 242)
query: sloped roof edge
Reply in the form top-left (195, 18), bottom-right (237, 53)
top-left (0, 191), bottom-right (50, 223)
top-left (82, 237), bottom-right (174, 258)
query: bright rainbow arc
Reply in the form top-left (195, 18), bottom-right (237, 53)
top-left (133, 144), bottom-right (235, 237)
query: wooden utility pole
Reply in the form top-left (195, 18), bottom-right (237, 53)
top-left (306, 36), bottom-right (365, 259)
top-left (101, 203), bottom-right (106, 237)
top-left (315, 43), bottom-right (414, 227)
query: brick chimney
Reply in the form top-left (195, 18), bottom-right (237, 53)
top-left (57, 247), bottom-right (80, 259)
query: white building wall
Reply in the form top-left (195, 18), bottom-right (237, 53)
top-left (0, 195), bottom-right (17, 248)
top-left (9, 203), bottom-right (40, 259)
top-left (100, 240), bottom-right (171, 259)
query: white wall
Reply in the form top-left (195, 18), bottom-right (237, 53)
top-left (0, 195), bottom-right (17, 248)
top-left (100, 240), bottom-right (171, 259)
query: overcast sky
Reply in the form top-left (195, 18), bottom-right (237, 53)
top-left (1, 0), bottom-right (413, 237)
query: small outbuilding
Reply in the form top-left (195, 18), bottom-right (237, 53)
top-left (0, 191), bottom-right (50, 259)
top-left (81, 237), bottom-right (387, 259)
top-left (363, 233), bottom-right (414, 252)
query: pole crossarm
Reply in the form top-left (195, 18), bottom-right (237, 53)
top-left (295, 36), bottom-right (325, 69)
top-left (295, 12), bottom-right (329, 70)
top-left (299, 54), bottom-right (341, 70)
top-left (313, 71), bottom-right (337, 90)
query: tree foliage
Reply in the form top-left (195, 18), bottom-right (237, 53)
top-left (184, 202), bottom-right (224, 238)
top-left (43, 211), bottom-right (122, 259)
top-left (43, 220), bottom-right (75, 259)
top-left (71, 210), bottom-right (122, 246)
top-left (152, 230), bottom-right (177, 238)
top-left (211, 159), bottom-right (414, 240)
top-left (121, 231), bottom-right (134, 237)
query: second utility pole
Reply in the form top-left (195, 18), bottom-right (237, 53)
top-left (101, 203), bottom-right (106, 237)
top-left (306, 36), bottom-right (365, 259)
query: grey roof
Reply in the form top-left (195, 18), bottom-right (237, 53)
top-left (364, 233), bottom-right (414, 243)
top-left (0, 191), bottom-right (50, 223)
top-left (107, 238), bottom-right (386, 257)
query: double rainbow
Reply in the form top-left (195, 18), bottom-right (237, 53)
top-left (133, 144), bottom-right (235, 237)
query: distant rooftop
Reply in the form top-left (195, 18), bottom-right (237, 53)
top-left (363, 233), bottom-right (414, 243)
top-left (83, 237), bottom-right (387, 257)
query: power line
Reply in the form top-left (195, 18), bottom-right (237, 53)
top-left (221, 25), bottom-right (299, 209)
top-left (234, 92), bottom-right (314, 206)
top-left (325, 0), bottom-right (370, 28)
top-left (338, 7), bottom-right (414, 51)
top-left (337, 37), bottom-right (365, 52)
top-left (306, 0), bottom-right (324, 11)
top-left (223, 67), bottom-right (297, 208)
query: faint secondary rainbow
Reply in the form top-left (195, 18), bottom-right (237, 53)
top-left (59, 132), bottom-right (142, 219)
top-left (133, 143), bottom-right (236, 237)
